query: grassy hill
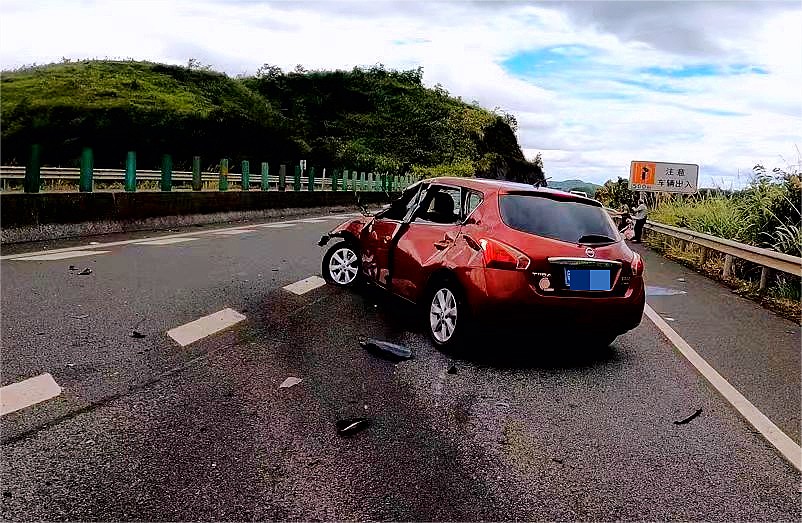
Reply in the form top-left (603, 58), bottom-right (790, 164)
top-left (0, 60), bottom-right (543, 182)
top-left (547, 179), bottom-right (601, 196)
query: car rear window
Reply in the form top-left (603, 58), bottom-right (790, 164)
top-left (499, 194), bottom-right (619, 244)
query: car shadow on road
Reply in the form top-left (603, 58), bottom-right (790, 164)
top-left (355, 283), bottom-right (621, 371)
top-left (455, 328), bottom-right (621, 370)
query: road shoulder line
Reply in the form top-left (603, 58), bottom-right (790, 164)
top-left (645, 304), bottom-right (801, 472)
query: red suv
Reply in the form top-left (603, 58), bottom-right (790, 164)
top-left (319, 177), bottom-right (645, 348)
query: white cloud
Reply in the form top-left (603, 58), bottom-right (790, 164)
top-left (0, 0), bottom-right (799, 188)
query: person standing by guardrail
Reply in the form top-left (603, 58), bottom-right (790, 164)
top-left (632, 198), bottom-right (648, 243)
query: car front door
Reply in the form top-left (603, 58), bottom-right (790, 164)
top-left (359, 183), bottom-right (425, 287)
top-left (390, 184), bottom-right (463, 303)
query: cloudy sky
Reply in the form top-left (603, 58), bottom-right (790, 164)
top-left (1, 0), bottom-right (800, 187)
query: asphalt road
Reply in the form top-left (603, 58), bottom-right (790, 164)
top-left (1, 212), bottom-right (799, 521)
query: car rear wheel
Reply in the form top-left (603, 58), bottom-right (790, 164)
top-left (426, 280), bottom-right (469, 350)
top-left (323, 243), bottom-right (360, 287)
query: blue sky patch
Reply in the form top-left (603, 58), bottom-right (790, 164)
top-left (501, 45), bottom-right (597, 77)
top-left (641, 63), bottom-right (769, 77)
top-left (618, 79), bottom-right (686, 94)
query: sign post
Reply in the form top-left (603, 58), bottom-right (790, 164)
top-left (629, 161), bottom-right (699, 194)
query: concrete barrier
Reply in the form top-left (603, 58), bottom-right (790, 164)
top-left (0, 191), bottom-right (396, 243)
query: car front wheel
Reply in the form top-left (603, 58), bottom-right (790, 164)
top-left (323, 243), bottom-right (360, 287)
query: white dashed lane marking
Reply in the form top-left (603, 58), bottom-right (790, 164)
top-left (259, 223), bottom-right (295, 228)
top-left (294, 218), bottom-right (328, 223)
top-left (136, 238), bottom-right (199, 246)
top-left (645, 304), bottom-right (801, 472)
top-left (167, 308), bottom-right (246, 347)
top-left (212, 229), bottom-right (257, 235)
top-left (15, 250), bottom-right (111, 261)
top-left (0, 373), bottom-right (62, 416)
top-left (283, 275), bottom-right (327, 295)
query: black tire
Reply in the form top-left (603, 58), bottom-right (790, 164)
top-left (322, 242), bottom-right (361, 287)
top-left (425, 278), bottom-right (470, 350)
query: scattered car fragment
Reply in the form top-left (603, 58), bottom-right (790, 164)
top-left (279, 377), bottom-right (303, 389)
top-left (359, 339), bottom-right (413, 361)
top-left (674, 408), bottom-right (702, 425)
top-left (336, 417), bottom-right (370, 436)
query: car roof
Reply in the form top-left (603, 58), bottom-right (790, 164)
top-left (425, 176), bottom-right (598, 203)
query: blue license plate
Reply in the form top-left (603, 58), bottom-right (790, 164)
top-left (564, 268), bottom-right (611, 291)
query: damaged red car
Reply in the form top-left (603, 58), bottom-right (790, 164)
top-left (319, 177), bottom-right (645, 349)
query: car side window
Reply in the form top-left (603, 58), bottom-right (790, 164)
top-left (465, 191), bottom-right (483, 217)
top-left (414, 186), bottom-right (462, 224)
top-left (381, 183), bottom-right (425, 221)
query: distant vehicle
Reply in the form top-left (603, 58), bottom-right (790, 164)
top-left (319, 178), bottom-right (645, 349)
top-left (569, 190), bottom-right (588, 198)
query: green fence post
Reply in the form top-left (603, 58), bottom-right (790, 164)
top-left (124, 151), bottom-right (137, 192)
top-left (341, 170), bottom-right (348, 191)
top-left (261, 162), bottom-right (269, 191)
top-left (279, 164), bottom-right (286, 191)
top-left (294, 165), bottom-right (301, 191)
top-left (192, 156), bottom-right (201, 191)
top-left (357, 171), bottom-right (364, 191)
top-left (331, 169), bottom-right (338, 192)
top-left (79, 147), bottom-right (93, 192)
top-left (308, 166), bottom-right (315, 191)
top-left (219, 158), bottom-right (229, 191)
top-left (241, 160), bottom-right (250, 191)
top-left (24, 144), bottom-right (41, 193)
top-left (160, 154), bottom-right (172, 191)
top-left (380, 173), bottom-right (386, 192)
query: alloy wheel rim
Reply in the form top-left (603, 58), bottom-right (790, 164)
top-left (329, 247), bottom-right (358, 284)
top-left (430, 288), bottom-right (457, 343)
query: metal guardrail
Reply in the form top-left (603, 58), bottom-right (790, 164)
top-left (608, 210), bottom-right (800, 289)
top-left (644, 221), bottom-right (801, 277)
top-left (0, 166), bottom-right (341, 188)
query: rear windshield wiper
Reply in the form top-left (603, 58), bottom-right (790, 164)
top-left (577, 234), bottom-right (618, 245)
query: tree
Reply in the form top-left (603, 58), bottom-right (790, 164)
top-left (595, 177), bottom-right (635, 208)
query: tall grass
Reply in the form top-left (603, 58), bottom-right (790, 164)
top-left (651, 168), bottom-right (801, 257)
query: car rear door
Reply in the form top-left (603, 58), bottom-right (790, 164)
top-left (390, 184), bottom-right (463, 302)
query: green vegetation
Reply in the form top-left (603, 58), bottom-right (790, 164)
top-left (649, 168), bottom-right (801, 257)
top-left (548, 179), bottom-right (600, 197)
top-left (596, 163), bottom-right (800, 308)
top-left (1, 60), bottom-right (543, 183)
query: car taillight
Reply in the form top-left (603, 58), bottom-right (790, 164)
top-left (631, 253), bottom-right (644, 276)
top-left (479, 238), bottom-right (531, 270)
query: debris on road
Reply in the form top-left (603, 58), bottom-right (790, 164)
top-left (646, 286), bottom-right (687, 296)
top-left (131, 330), bottom-right (146, 339)
top-left (89, 241), bottom-right (100, 245)
top-left (674, 408), bottom-right (703, 425)
top-left (495, 401), bottom-right (510, 408)
top-left (447, 364), bottom-right (458, 374)
top-left (677, 277), bottom-right (686, 282)
top-left (69, 314), bottom-right (89, 320)
top-left (360, 339), bottom-right (412, 361)
top-left (77, 268), bottom-right (92, 275)
top-left (279, 376), bottom-right (302, 389)
top-left (336, 417), bottom-right (370, 436)
top-left (664, 317), bottom-right (676, 322)
top-left (552, 458), bottom-right (564, 465)
top-left (68, 265), bottom-right (77, 271)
